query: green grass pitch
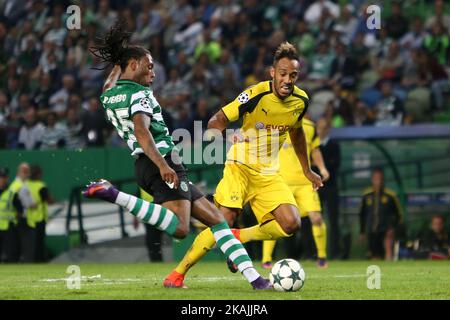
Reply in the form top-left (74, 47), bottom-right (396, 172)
top-left (1, 261), bottom-right (449, 300)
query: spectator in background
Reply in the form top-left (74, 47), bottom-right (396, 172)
top-left (333, 4), bottom-right (358, 46)
top-left (173, 10), bottom-right (204, 56)
top-left (415, 215), bottom-right (450, 260)
top-left (374, 80), bottom-right (405, 126)
top-left (376, 40), bottom-right (405, 82)
top-left (95, 0), bottom-right (118, 34)
top-left (0, 91), bottom-right (9, 140)
top-left (0, 167), bottom-right (20, 263)
top-left (65, 107), bottom-right (84, 150)
top-left (359, 168), bottom-right (403, 260)
top-left (425, 0), bottom-right (450, 34)
top-left (49, 74), bottom-right (77, 116)
top-left (423, 22), bottom-right (450, 66)
top-left (417, 49), bottom-right (450, 110)
top-left (81, 97), bottom-right (109, 147)
top-left (306, 40), bottom-right (335, 91)
top-left (32, 72), bottom-right (54, 114)
top-left (316, 117), bottom-right (342, 259)
top-left (191, 97), bottom-right (211, 138)
top-left (304, 0), bottom-right (339, 25)
top-left (400, 16), bottom-right (427, 50)
top-left (40, 112), bottom-right (67, 150)
top-left (26, 165), bottom-right (54, 262)
top-left (194, 29), bottom-right (222, 63)
top-left (161, 68), bottom-right (189, 100)
top-left (18, 107), bottom-right (45, 150)
top-left (14, 162), bottom-right (37, 263)
top-left (385, 1), bottom-right (409, 40)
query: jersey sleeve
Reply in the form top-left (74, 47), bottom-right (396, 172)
top-left (221, 87), bottom-right (254, 122)
top-left (311, 127), bottom-right (321, 150)
top-left (129, 89), bottom-right (156, 118)
top-left (292, 90), bottom-right (310, 128)
top-left (221, 83), bottom-right (269, 122)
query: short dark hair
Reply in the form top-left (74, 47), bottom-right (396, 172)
top-left (372, 167), bottom-right (384, 176)
top-left (30, 165), bottom-right (42, 180)
top-left (273, 41), bottom-right (299, 65)
top-left (0, 167), bottom-right (8, 178)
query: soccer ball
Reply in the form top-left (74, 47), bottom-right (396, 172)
top-left (269, 259), bottom-right (306, 292)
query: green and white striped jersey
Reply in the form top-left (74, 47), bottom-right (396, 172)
top-left (100, 79), bottom-right (175, 158)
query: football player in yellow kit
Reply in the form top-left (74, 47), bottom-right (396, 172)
top-left (262, 117), bottom-right (330, 269)
top-left (163, 42), bottom-right (323, 288)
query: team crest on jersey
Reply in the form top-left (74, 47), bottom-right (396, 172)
top-left (140, 97), bottom-right (151, 109)
top-left (255, 122), bottom-right (265, 130)
top-left (180, 181), bottom-right (188, 192)
top-left (237, 92), bottom-right (249, 104)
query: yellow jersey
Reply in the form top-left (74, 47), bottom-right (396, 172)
top-left (222, 80), bottom-right (309, 174)
top-left (279, 118), bottom-right (320, 185)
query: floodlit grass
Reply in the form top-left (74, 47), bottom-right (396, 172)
top-left (1, 260), bottom-right (449, 300)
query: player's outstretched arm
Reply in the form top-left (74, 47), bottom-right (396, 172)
top-left (133, 113), bottom-right (179, 188)
top-left (311, 147), bottom-right (330, 182)
top-left (207, 109), bottom-right (229, 132)
top-left (103, 65), bottom-right (121, 92)
top-left (290, 127), bottom-right (323, 190)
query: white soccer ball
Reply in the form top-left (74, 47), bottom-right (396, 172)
top-left (269, 259), bottom-right (306, 292)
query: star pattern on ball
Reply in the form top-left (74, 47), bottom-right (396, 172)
top-left (272, 273), bottom-right (282, 286)
top-left (289, 270), bottom-right (302, 282)
top-left (279, 260), bottom-right (291, 268)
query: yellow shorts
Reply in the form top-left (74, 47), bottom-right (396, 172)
top-left (289, 184), bottom-right (322, 218)
top-left (214, 162), bottom-right (298, 224)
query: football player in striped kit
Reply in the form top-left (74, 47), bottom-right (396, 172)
top-left (83, 21), bottom-right (270, 290)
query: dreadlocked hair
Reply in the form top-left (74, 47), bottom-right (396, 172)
top-left (90, 20), bottom-right (149, 70)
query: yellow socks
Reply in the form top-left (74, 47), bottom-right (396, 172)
top-left (239, 220), bottom-right (291, 243)
top-left (174, 219), bottom-right (292, 276)
top-left (175, 228), bottom-right (215, 275)
top-left (312, 222), bottom-right (327, 259)
top-left (262, 240), bottom-right (277, 263)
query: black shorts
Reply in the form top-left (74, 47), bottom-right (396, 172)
top-left (134, 153), bottom-right (204, 204)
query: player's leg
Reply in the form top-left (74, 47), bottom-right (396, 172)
top-left (262, 240), bottom-right (277, 269)
top-left (165, 204), bottom-right (238, 287)
top-left (165, 165), bottom-right (271, 289)
top-left (83, 180), bottom-right (182, 237)
top-left (234, 174), bottom-right (300, 245)
top-left (383, 228), bottom-right (395, 261)
top-left (189, 198), bottom-right (267, 286)
top-left (300, 185), bottom-right (328, 267)
top-left (260, 185), bottom-right (302, 268)
top-left (160, 199), bottom-right (191, 239)
top-left (309, 211), bottom-right (328, 268)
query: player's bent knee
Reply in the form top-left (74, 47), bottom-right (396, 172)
top-left (173, 226), bottom-right (189, 239)
top-left (280, 216), bottom-right (301, 234)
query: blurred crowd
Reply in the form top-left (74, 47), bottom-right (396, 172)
top-left (1, 0), bottom-right (450, 151)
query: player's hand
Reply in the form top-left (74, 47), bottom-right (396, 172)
top-left (320, 168), bottom-right (330, 182)
top-left (305, 170), bottom-right (323, 191)
top-left (160, 164), bottom-right (179, 189)
top-left (228, 130), bottom-right (249, 144)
